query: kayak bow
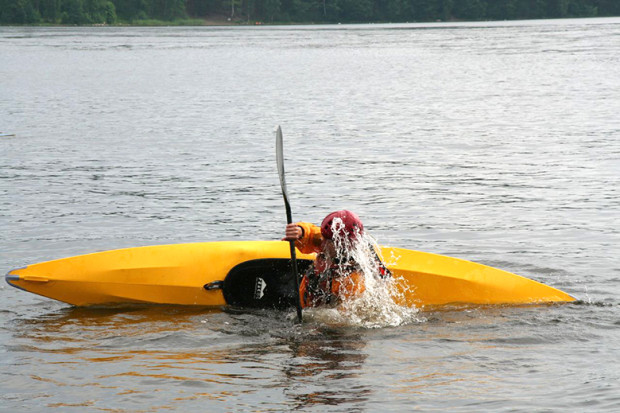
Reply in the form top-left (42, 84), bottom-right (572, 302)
top-left (5, 241), bottom-right (575, 308)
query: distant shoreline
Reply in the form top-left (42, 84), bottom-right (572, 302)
top-left (1, 17), bottom-right (243, 27)
top-left (1, 15), bottom-right (619, 28)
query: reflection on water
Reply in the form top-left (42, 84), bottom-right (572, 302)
top-left (8, 306), bottom-right (373, 410)
top-left (3, 296), bottom-right (618, 410)
top-left (283, 328), bottom-right (370, 409)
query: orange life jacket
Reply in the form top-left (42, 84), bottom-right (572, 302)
top-left (294, 222), bottom-right (366, 308)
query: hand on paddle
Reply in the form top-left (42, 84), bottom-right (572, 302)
top-left (283, 223), bottom-right (302, 241)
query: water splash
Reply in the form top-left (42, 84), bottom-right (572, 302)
top-left (307, 218), bottom-right (423, 329)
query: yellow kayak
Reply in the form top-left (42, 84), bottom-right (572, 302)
top-left (5, 241), bottom-right (575, 308)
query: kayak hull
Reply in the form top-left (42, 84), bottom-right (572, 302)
top-left (5, 241), bottom-right (575, 308)
top-left (382, 246), bottom-right (575, 307)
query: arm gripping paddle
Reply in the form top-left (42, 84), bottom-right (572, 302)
top-left (276, 126), bottom-right (303, 323)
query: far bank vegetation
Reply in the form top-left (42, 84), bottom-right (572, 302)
top-left (1, 0), bottom-right (619, 26)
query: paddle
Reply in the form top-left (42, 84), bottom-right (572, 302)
top-left (276, 126), bottom-right (303, 323)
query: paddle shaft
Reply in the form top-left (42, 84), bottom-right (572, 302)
top-left (276, 126), bottom-right (303, 323)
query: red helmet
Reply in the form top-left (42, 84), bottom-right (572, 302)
top-left (320, 210), bottom-right (364, 240)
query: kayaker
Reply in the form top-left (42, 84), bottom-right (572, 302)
top-left (283, 210), bottom-right (389, 308)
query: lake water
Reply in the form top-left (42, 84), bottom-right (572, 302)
top-left (1, 18), bottom-right (619, 412)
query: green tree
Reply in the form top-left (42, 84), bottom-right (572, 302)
top-left (410, 0), bottom-right (441, 21)
top-left (596, 0), bottom-right (620, 15)
top-left (39, 0), bottom-right (62, 22)
top-left (339, 0), bottom-right (373, 21)
top-left (262, 0), bottom-right (281, 21)
top-left (487, 0), bottom-right (518, 19)
top-left (373, 0), bottom-right (412, 21)
top-left (452, 0), bottom-right (487, 20)
top-left (547, 0), bottom-right (569, 17)
top-left (229, 0), bottom-right (241, 17)
top-left (567, 0), bottom-right (598, 16)
top-left (104, 1), bottom-right (117, 22)
top-left (282, 0), bottom-right (313, 21)
top-left (83, 0), bottom-right (113, 22)
top-left (186, 0), bottom-right (221, 16)
top-left (440, 0), bottom-right (454, 20)
top-left (0, 0), bottom-right (41, 23)
top-left (61, 0), bottom-right (87, 23)
top-left (146, 0), bottom-right (186, 20)
top-left (115, 0), bottom-right (148, 20)
top-left (515, 0), bottom-right (547, 19)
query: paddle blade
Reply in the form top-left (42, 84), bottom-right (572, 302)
top-left (275, 126), bottom-right (287, 196)
top-left (276, 126), bottom-right (293, 224)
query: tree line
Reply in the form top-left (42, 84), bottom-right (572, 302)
top-left (1, 0), bottom-right (619, 25)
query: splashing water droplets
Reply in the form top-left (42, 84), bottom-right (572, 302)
top-left (307, 218), bottom-right (423, 328)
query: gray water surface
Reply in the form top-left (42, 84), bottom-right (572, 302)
top-left (1, 18), bottom-right (619, 412)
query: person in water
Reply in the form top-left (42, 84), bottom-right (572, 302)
top-left (283, 210), bottom-right (390, 308)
